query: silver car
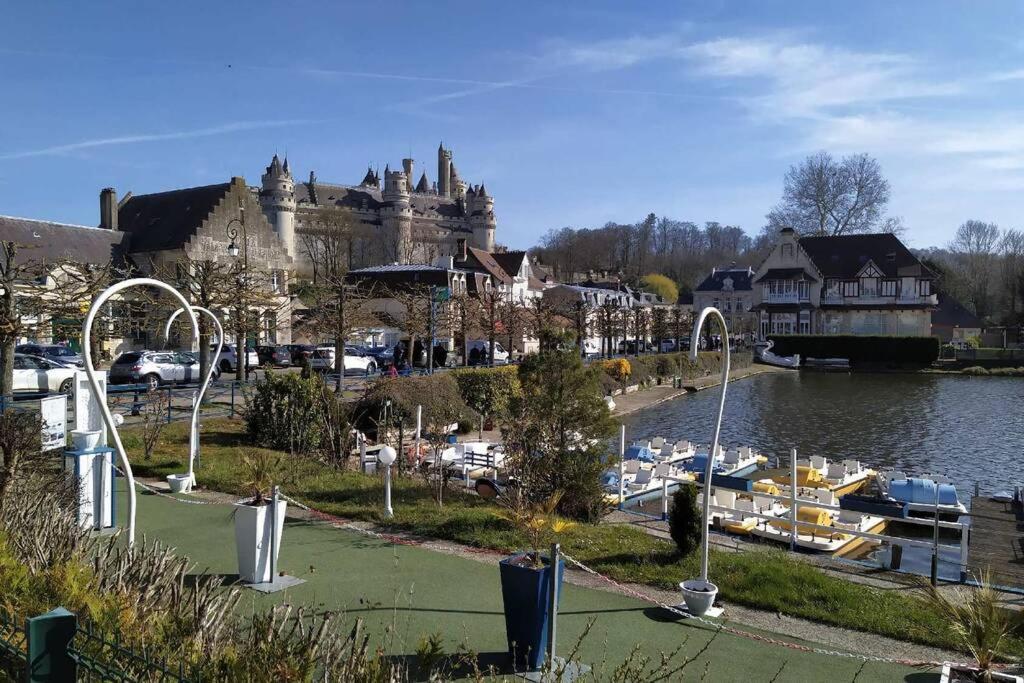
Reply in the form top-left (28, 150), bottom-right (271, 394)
top-left (109, 350), bottom-right (217, 388)
top-left (15, 343), bottom-right (84, 368)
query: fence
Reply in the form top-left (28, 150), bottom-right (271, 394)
top-left (0, 606), bottom-right (196, 682)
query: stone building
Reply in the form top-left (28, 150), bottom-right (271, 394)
top-left (259, 143), bottom-right (497, 278)
top-left (692, 266), bottom-right (757, 336)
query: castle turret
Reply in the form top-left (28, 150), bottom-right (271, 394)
top-left (437, 143), bottom-right (452, 198)
top-left (415, 171), bottom-right (430, 193)
top-left (469, 182), bottom-right (496, 252)
top-left (402, 158), bottom-right (415, 193)
top-left (382, 166), bottom-right (413, 262)
top-left (260, 154), bottom-right (296, 258)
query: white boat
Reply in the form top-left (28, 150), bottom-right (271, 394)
top-left (772, 456), bottom-right (875, 496)
top-left (679, 445), bottom-right (766, 478)
top-left (748, 488), bottom-right (886, 556)
top-left (603, 460), bottom-right (694, 504)
top-left (753, 340), bottom-right (800, 369)
top-left (709, 488), bottom-right (788, 536)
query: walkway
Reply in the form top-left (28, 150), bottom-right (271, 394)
top-left (611, 363), bottom-right (785, 417)
top-left (119, 481), bottom-right (935, 681)
top-left (969, 496), bottom-right (1024, 589)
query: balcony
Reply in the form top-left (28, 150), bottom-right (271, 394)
top-left (762, 292), bottom-right (808, 304)
top-left (821, 293), bottom-right (938, 306)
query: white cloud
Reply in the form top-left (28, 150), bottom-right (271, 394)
top-left (0, 119), bottom-right (319, 160)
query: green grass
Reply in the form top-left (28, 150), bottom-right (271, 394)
top-left (128, 419), bottom-right (1023, 659)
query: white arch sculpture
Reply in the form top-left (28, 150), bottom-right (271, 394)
top-left (82, 278), bottom-right (199, 547)
top-left (163, 305), bottom-right (224, 487)
top-left (689, 307), bottom-right (730, 584)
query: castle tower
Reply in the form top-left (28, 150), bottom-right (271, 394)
top-left (259, 154), bottom-right (296, 258)
top-left (437, 143), bottom-right (452, 198)
top-left (402, 158), bottom-right (415, 193)
top-left (450, 162), bottom-right (467, 200)
top-left (469, 182), bottom-right (496, 252)
top-left (382, 165), bottom-right (413, 262)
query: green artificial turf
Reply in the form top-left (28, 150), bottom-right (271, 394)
top-left (125, 418), bottom-right (1020, 662)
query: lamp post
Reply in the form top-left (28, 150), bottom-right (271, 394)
top-left (225, 202), bottom-right (250, 382)
top-left (378, 445), bottom-right (396, 518)
top-left (678, 306), bottom-right (729, 616)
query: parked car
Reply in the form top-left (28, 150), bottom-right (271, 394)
top-left (581, 340), bottom-right (601, 358)
top-left (285, 343), bottom-right (316, 365)
top-left (256, 345), bottom-right (291, 367)
top-left (13, 353), bottom-right (78, 395)
top-left (15, 343), bottom-right (84, 368)
top-left (109, 350), bottom-right (215, 388)
top-left (309, 346), bottom-right (378, 375)
top-left (214, 344), bottom-right (260, 373)
top-left (466, 340), bottom-right (510, 365)
top-left (659, 339), bottom-right (677, 353)
top-left (617, 340), bottom-right (650, 354)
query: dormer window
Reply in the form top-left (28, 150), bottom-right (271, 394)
top-left (722, 277), bottom-right (734, 291)
top-left (781, 244), bottom-right (794, 259)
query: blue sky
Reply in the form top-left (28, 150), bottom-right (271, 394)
top-left (2, 1), bottom-right (1023, 250)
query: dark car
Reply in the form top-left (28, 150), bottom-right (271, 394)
top-left (285, 344), bottom-right (316, 365)
top-left (256, 345), bottom-right (291, 367)
top-left (15, 343), bottom-right (85, 368)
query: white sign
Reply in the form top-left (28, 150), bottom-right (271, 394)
top-left (40, 394), bottom-right (67, 451)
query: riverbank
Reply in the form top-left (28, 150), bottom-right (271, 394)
top-left (611, 362), bottom-right (787, 417)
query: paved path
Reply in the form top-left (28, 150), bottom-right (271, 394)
top-left (128, 477), bottom-right (947, 680)
top-left (610, 363), bottom-right (785, 417)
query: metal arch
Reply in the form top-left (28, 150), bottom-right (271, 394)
top-left (82, 278), bottom-right (199, 547)
top-left (164, 305), bottom-right (224, 487)
top-left (689, 306), bottom-right (731, 583)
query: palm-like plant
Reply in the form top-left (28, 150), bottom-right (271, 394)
top-left (239, 450), bottom-right (284, 506)
top-left (926, 569), bottom-right (1013, 681)
top-left (496, 488), bottom-right (573, 568)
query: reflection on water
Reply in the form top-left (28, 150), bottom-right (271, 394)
top-left (623, 372), bottom-right (1024, 495)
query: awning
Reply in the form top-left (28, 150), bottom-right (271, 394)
top-left (754, 268), bottom-right (818, 283)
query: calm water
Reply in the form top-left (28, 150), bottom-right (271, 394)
top-left (623, 372), bottom-right (1024, 495)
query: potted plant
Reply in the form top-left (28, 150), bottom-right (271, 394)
top-left (234, 450), bottom-right (287, 584)
top-left (928, 570), bottom-right (1022, 682)
top-left (495, 489), bottom-right (572, 671)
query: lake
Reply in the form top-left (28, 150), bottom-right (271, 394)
top-left (622, 371), bottom-right (1024, 495)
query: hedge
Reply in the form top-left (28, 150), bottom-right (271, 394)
top-left (769, 335), bottom-right (940, 364)
top-left (450, 365), bottom-right (522, 421)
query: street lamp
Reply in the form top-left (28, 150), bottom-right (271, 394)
top-left (378, 445), bottom-right (397, 518)
top-left (225, 202), bottom-right (250, 380)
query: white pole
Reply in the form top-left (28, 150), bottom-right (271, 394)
top-left (415, 404), bottom-right (422, 463)
top-left (689, 307), bottom-right (730, 583)
top-left (359, 433), bottom-right (368, 474)
top-left (618, 424), bottom-right (626, 507)
top-left (661, 477), bottom-right (669, 520)
top-left (165, 305), bottom-right (224, 486)
top-left (384, 464), bottom-right (394, 518)
top-left (790, 448), bottom-right (798, 551)
top-left (84, 278), bottom-right (199, 547)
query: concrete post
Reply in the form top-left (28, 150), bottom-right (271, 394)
top-left (27, 607), bottom-right (77, 682)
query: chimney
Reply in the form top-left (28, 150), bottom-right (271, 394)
top-left (99, 187), bottom-right (118, 230)
top-left (456, 238), bottom-right (468, 262)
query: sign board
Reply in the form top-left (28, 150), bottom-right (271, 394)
top-left (74, 370), bottom-right (107, 447)
top-left (432, 287), bottom-right (451, 303)
top-left (40, 395), bottom-right (67, 451)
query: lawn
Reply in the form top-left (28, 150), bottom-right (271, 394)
top-left (127, 418), bottom-right (1023, 659)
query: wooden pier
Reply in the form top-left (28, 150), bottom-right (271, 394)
top-left (968, 496), bottom-right (1024, 588)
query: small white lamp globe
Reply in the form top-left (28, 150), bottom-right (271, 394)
top-left (378, 445), bottom-right (397, 466)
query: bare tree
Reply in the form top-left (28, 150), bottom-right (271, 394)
top-left (498, 296), bottom-right (530, 361)
top-left (999, 229), bottom-right (1024, 325)
top-left (0, 243), bottom-right (50, 395)
top-left (767, 152), bottom-right (891, 236)
top-left (949, 220), bottom-right (1002, 321)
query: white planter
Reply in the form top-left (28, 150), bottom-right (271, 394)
top-left (71, 429), bottom-right (102, 451)
top-left (680, 579), bottom-right (718, 616)
top-left (940, 663), bottom-right (1023, 682)
top-left (233, 499), bottom-right (286, 584)
top-left (166, 474), bottom-right (192, 494)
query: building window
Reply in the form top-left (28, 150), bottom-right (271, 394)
top-left (842, 281), bottom-right (859, 297)
top-left (798, 281), bottom-right (809, 300)
top-left (781, 243), bottom-right (794, 259)
top-left (760, 312), bottom-right (769, 339)
top-left (713, 298), bottom-right (720, 309)
top-left (880, 279), bottom-right (897, 296)
top-left (799, 310), bottom-right (810, 334)
top-left (917, 279), bottom-right (930, 296)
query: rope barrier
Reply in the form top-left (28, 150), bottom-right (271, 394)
top-left (112, 475), bottom-right (979, 672)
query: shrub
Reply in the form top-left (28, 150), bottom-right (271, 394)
top-left (243, 372), bottom-right (327, 455)
top-left (654, 354), bottom-right (677, 378)
top-left (598, 372), bottom-right (620, 396)
top-left (966, 335), bottom-right (982, 349)
top-left (668, 484), bottom-right (702, 558)
top-left (451, 365), bottom-right (522, 424)
top-left (769, 335), bottom-right (940, 364)
top-left (628, 357), bottom-right (652, 385)
top-left (600, 358), bottom-right (631, 383)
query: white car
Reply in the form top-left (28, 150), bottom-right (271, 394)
top-left (13, 353), bottom-right (77, 395)
top-left (214, 344), bottom-right (260, 372)
top-left (466, 340), bottom-right (510, 365)
top-left (310, 346), bottom-right (378, 375)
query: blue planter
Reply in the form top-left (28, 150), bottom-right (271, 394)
top-left (498, 553), bottom-right (564, 670)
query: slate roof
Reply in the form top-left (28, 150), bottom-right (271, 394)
top-left (798, 233), bottom-right (930, 279)
top-left (694, 268), bottom-right (753, 292)
top-left (755, 267), bottom-right (818, 282)
top-left (295, 181), bottom-right (466, 219)
top-left (0, 216), bottom-right (127, 266)
top-left (463, 246), bottom-right (512, 285)
top-left (932, 291), bottom-right (982, 329)
top-left (117, 183), bottom-right (230, 252)
top-left (491, 251), bottom-right (527, 279)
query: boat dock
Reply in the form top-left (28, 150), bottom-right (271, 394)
top-left (967, 496), bottom-right (1024, 587)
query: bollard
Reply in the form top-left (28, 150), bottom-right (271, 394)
top-left (27, 607), bottom-right (77, 682)
top-left (661, 478), bottom-right (669, 521)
